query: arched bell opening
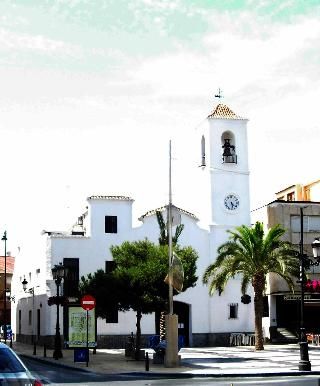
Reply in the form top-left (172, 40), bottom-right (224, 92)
top-left (200, 135), bottom-right (206, 167)
top-left (221, 131), bottom-right (237, 164)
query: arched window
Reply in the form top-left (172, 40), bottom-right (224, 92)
top-left (200, 135), bottom-right (206, 167)
top-left (221, 131), bottom-right (237, 164)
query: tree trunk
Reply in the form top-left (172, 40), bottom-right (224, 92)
top-left (135, 309), bottom-right (142, 360)
top-left (253, 273), bottom-right (265, 351)
top-left (252, 272), bottom-right (266, 350)
top-left (254, 290), bottom-right (264, 350)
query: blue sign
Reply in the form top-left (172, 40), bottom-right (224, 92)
top-left (74, 348), bottom-right (89, 363)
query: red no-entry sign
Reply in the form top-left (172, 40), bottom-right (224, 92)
top-left (81, 295), bottom-right (96, 311)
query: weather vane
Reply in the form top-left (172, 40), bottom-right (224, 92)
top-left (214, 88), bottom-right (223, 99)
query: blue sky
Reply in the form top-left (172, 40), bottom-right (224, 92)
top-left (1, 0), bottom-right (320, 253)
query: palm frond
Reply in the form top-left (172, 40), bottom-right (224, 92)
top-left (203, 221), bottom-right (299, 297)
top-left (240, 274), bottom-right (251, 295)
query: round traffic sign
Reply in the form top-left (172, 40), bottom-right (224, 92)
top-left (81, 294), bottom-right (96, 311)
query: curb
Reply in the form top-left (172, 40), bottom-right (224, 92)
top-left (18, 353), bottom-right (320, 379)
top-left (122, 370), bottom-right (320, 379)
top-left (19, 354), bottom-right (93, 373)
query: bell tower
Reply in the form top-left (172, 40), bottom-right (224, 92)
top-left (198, 103), bottom-right (250, 233)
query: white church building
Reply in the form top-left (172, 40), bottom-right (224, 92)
top-left (11, 103), bottom-right (255, 348)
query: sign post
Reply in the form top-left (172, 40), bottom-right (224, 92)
top-left (81, 295), bottom-right (96, 367)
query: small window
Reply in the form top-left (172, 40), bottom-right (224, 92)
top-left (28, 310), bottom-right (32, 325)
top-left (308, 216), bottom-right (320, 232)
top-left (200, 135), bottom-right (206, 167)
top-left (105, 261), bottom-right (116, 274)
top-left (63, 258), bottom-right (79, 297)
top-left (291, 215), bottom-right (320, 233)
top-left (105, 216), bottom-right (117, 233)
top-left (263, 296), bottom-right (269, 317)
top-left (228, 303), bottom-right (238, 319)
top-left (106, 307), bottom-right (118, 323)
top-left (18, 310), bottom-right (21, 335)
top-left (287, 192), bottom-right (295, 201)
top-left (304, 187), bottom-right (311, 201)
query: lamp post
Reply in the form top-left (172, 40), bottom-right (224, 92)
top-left (21, 279), bottom-right (35, 345)
top-left (1, 231), bottom-right (7, 344)
top-left (51, 263), bottom-right (65, 360)
top-left (298, 208), bottom-right (320, 371)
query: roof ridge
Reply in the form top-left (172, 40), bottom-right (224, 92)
top-left (139, 204), bottom-right (199, 221)
top-left (87, 195), bottom-right (133, 201)
top-left (208, 103), bottom-right (245, 120)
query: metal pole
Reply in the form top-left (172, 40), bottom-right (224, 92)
top-left (164, 140), bottom-right (179, 368)
top-left (53, 279), bottom-right (62, 359)
top-left (168, 140), bottom-right (173, 315)
top-left (86, 309), bottom-right (89, 367)
top-left (32, 288), bottom-right (36, 354)
top-left (299, 207), bottom-right (311, 371)
top-left (32, 289), bottom-right (34, 344)
top-left (3, 231), bottom-right (7, 345)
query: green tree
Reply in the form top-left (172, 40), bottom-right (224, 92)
top-left (80, 238), bottom-right (198, 359)
top-left (79, 269), bottom-right (129, 319)
top-left (110, 239), bottom-right (198, 358)
top-left (203, 222), bottom-right (299, 350)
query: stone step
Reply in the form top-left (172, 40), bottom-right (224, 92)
top-left (272, 328), bottom-right (298, 343)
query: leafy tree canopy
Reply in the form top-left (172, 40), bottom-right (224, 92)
top-left (110, 239), bottom-right (198, 314)
top-left (79, 269), bottom-right (129, 319)
top-left (79, 238), bottom-right (199, 319)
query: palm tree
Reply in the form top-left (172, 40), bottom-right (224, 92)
top-left (156, 208), bottom-right (184, 246)
top-left (156, 208), bottom-right (184, 341)
top-left (203, 222), bottom-right (299, 350)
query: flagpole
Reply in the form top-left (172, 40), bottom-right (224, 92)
top-left (168, 140), bottom-right (173, 315)
top-left (165, 140), bottom-right (179, 368)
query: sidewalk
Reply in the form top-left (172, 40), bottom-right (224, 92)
top-left (11, 341), bottom-right (320, 378)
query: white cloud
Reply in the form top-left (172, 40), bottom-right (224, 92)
top-left (0, 27), bottom-right (80, 55)
top-left (1, 1), bottom-right (320, 251)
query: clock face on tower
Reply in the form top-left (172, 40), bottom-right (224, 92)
top-left (224, 194), bottom-right (240, 211)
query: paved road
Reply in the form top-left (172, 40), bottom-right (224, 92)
top-left (21, 356), bottom-right (320, 386)
top-left (21, 356), bottom-right (133, 384)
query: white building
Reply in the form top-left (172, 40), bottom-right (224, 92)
top-left (251, 181), bottom-right (320, 343)
top-left (11, 102), bottom-right (255, 348)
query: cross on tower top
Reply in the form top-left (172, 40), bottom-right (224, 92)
top-left (214, 88), bottom-right (223, 99)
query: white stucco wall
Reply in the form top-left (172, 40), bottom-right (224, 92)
top-left (12, 104), bottom-right (255, 344)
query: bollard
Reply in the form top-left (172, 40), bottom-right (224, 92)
top-left (33, 342), bottom-right (36, 355)
top-left (43, 344), bottom-right (47, 358)
top-left (145, 352), bottom-right (149, 371)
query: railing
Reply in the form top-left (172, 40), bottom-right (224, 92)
top-left (222, 154), bottom-right (237, 164)
top-left (229, 333), bottom-right (255, 346)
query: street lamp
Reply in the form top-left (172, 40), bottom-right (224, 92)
top-left (21, 278), bottom-right (35, 346)
top-left (298, 208), bottom-right (320, 371)
top-left (51, 263), bottom-right (66, 360)
top-left (1, 231), bottom-right (7, 345)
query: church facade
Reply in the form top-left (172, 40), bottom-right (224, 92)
top-left (12, 103), bottom-right (255, 347)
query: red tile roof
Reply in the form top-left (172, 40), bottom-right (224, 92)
top-left (0, 256), bottom-right (15, 274)
top-left (208, 103), bottom-right (245, 120)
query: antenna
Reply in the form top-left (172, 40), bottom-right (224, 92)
top-left (214, 88), bottom-right (223, 99)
